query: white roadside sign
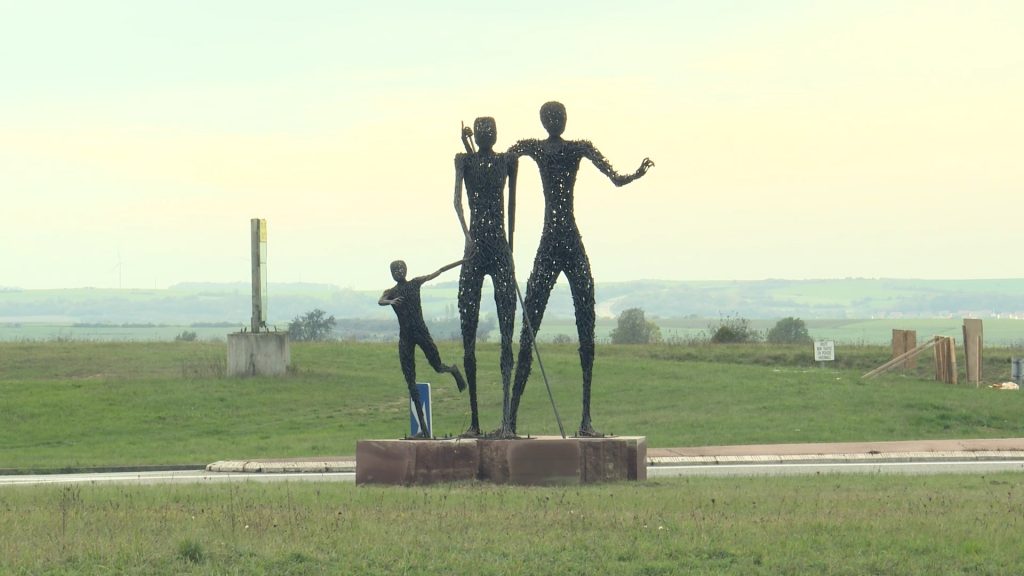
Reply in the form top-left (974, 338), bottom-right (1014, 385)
top-left (814, 340), bottom-right (836, 362)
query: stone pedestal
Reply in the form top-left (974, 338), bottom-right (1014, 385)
top-left (227, 332), bottom-right (290, 377)
top-left (355, 439), bottom-right (480, 485)
top-left (356, 436), bottom-right (646, 486)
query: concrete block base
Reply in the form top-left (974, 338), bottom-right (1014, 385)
top-left (355, 439), bottom-right (480, 485)
top-left (356, 436), bottom-right (646, 486)
top-left (227, 332), bottom-right (290, 377)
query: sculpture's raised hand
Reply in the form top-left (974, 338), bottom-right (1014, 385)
top-left (461, 123), bottom-right (475, 154)
top-left (637, 157), bottom-right (655, 177)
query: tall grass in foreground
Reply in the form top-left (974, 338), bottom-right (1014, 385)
top-left (2, 474), bottom-right (1023, 575)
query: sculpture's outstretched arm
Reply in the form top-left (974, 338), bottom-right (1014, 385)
top-left (504, 140), bottom-right (538, 254)
top-left (419, 258), bottom-right (466, 284)
top-left (507, 156), bottom-right (518, 253)
top-left (583, 142), bottom-right (654, 187)
top-left (506, 138), bottom-right (540, 160)
top-left (453, 154), bottom-right (473, 254)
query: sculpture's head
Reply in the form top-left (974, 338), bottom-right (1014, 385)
top-left (390, 260), bottom-right (407, 282)
top-left (540, 101), bottom-right (566, 138)
top-left (473, 117), bottom-right (497, 150)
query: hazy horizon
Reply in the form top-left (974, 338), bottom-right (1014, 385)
top-left (4, 276), bottom-right (1024, 294)
top-left (4, 1), bottom-right (1022, 291)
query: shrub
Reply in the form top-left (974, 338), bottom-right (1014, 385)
top-left (288, 309), bottom-right (337, 342)
top-left (709, 314), bottom-right (761, 344)
top-left (767, 317), bottom-right (812, 345)
top-left (174, 330), bottom-right (198, 342)
top-left (610, 308), bottom-right (662, 344)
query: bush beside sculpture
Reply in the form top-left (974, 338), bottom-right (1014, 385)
top-left (287, 309), bottom-right (336, 342)
top-left (767, 317), bottom-right (812, 345)
top-left (610, 308), bottom-right (662, 344)
top-left (709, 314), bottom-right (761, 344)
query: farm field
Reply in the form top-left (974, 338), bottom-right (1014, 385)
top-left (2, 340), bottom-right (1023, 471)
top-left (2, 316), bottom-right (1023, 346)
top-left (2, 474), bottom-right (1023, 574)
top-left (657, 317), bottom-right (1024, 347)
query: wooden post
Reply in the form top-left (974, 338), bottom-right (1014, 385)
top-left (949, 338), bottom-right (958, 385)
top-left (892, 329), bottom-right (918, 371)
top-left (892, 329), bottom-right (904, 366)
top-left (904, 330), bottom-right (917, 369)
top-left (962, 319), bottom-right (983, 387)
top-left (933, 336), bottom-right (958, 384)
top-left (250, 218), bottom-right (267, 333)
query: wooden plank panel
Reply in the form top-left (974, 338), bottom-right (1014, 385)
top-left (863, 338), bottom-right (937, 379)
top-left (963, 319), bottom-right (983, 386)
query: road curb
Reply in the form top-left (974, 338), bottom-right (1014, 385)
top-left (205, 450), bottom-right (1024, 474)
top-left (649, 450), bottom-right (1024, 466)
top-left (0, 464), bottom-right (206, 477)
top-left (207, 460), bottom-right (357, 473)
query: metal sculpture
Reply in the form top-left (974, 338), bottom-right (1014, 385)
top-left (506, 101), bottom-right (654, 437)
top-left (379, 259), bottom-right (467, 438)
top-left (454, 117), bottom-right (520, 437)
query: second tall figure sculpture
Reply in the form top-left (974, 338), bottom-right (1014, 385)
top-left (454, 117), bottom-right (519, 437)
top-left (507, 101), bottom-right (654, 437)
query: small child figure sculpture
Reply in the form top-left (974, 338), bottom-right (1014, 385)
top-left (379, 258), bottom-right (467, 438)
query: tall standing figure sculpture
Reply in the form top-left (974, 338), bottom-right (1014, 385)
top-left (379, 259), bottom-right (468, 438)
top-left (507, 101), bottom-right (654, 437)
top-left (454, 117), bottom-right (519, 437)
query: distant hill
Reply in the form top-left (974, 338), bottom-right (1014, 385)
top-left (1, 278), bottom-right (1022, 326)
top-left (589, 278), bottom-right (1024, 320)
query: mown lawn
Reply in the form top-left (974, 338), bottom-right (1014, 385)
top-left (2, 474), bottom-right (1023, 575)
top-left (2, 341), bottom-right (1023, 470)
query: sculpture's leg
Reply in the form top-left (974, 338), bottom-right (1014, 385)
top-left (566, 244), bottom-right (601, 437)
top-left (399, 338), bottom-right (430, 438)
top-left (509, 252), bottom-right (560, 433)
top-left (420, 334), bottom-right (466, 395)
top-left (458, 266), bottom-right (484, 437)
top-left (493, 257), bottom-right (518, 438)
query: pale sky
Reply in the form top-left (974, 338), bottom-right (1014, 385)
top-left (2, 1), bottom-right (1021, 290)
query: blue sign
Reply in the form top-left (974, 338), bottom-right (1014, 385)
top-left (409, 382), bottom-right (432, 437)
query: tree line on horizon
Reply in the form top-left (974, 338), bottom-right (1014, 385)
top-left (2, 279), bottom-right (1023, 326)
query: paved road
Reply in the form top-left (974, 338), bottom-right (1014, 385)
top-left (7, 439), bottom-right (1024, 487)
top-left (5, 460), bottom-right (1024, 487)
top-left (0, 470), bottom-right (356, 487)
top-left (648, 460), bottom-right (1024, 478)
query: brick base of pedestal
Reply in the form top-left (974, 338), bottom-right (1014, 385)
top-left (355, 436), bottom-right (646, 486)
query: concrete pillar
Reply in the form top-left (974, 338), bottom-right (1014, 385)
top-left (227, 332), bottom-right (290, 377)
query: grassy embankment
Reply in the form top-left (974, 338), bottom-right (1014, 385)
top-left (3, 474), bottom-right (1024, 574)
top-left (2, 340), bottom-right (1023, 471)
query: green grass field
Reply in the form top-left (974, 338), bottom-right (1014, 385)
top-left (4, 341), bottom-right (1024, 574)
top-left (2, 341), bottom-right (1023, 471)
top-left (3, 474), bottom-right (1024, 575)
